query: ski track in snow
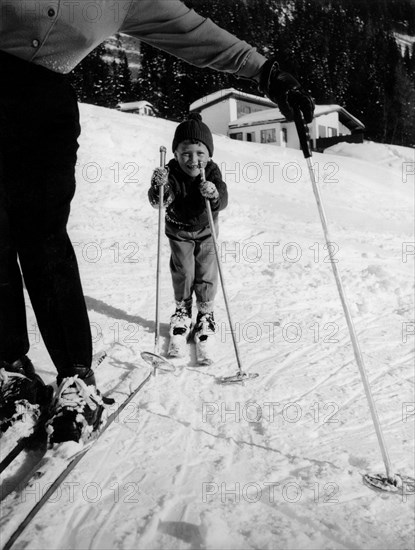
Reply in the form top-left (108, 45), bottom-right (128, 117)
top-left (5, 104), bottom-right (414, 550)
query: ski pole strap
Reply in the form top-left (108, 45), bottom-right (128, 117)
top-left (293, 108), bottom-right (312, 159)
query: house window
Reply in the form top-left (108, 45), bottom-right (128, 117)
top-left (281, 127), bottom-right (288, 144)
top-left (237, 100), bottom-right (256, 117)
top-left (318, 125), bottom-right (326, 138)
top-left (327, 127), bottom-right (338, 137)
top-left (240, 106), bottom-right (252, 115)
top-left (230, 132), bottom-right (243, 140)
top-left (246, 132), bottom-right (255, 142)
top-left (260, 129), bottom-right (276, 143)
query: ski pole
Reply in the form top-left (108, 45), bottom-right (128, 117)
top-left (199, 162), bottom-right (258, 383)
top-left (154, 145), bottom-right (166, 358)
top-left (141, 146), bottom-right (175, 374)
top-left (293, 108), bottom-right (402, 489)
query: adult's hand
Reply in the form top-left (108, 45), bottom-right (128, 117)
top-left (258, 60), bottom-right (315, 123)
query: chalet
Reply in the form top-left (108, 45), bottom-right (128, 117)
top-left (116, 100), bottom-right (156, 116)
top-left (190, 89), bottom-right (365, 152)
top-left (190, 89), bottom-right (275, 136)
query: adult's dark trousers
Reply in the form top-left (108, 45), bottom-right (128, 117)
top-left (0, 51), bottom-right (92, 377)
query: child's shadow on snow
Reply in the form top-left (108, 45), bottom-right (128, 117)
top-left (85, 295), bottom-right (170, 334)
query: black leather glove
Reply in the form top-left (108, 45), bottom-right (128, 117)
top-left (259, 60), bottom-right (315, 123)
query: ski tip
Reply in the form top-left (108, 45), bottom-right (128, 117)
top-left (168, 349), bottom-right (186, 359)
top-left (50, 440), bottom-right (85, 459)
top-left (197, 358), bottom-right (214, 366)
top-left (215, 371), bottom-right (259, 384)
top-left (92, 350), bottom-right (108, 370)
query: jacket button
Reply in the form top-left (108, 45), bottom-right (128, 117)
top-left (48, 8), bottom-right (55, 17)
top-left (32, 39), bottom-right (40, 48)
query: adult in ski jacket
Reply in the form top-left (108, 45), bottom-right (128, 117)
top-left (0, 0), bottom-right (314, 443)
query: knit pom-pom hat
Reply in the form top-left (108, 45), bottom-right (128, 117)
top-left (172, 112), bottom-right (214, 156)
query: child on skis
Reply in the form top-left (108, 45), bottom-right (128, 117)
top-left (148, 113), bottom-right (228, 359)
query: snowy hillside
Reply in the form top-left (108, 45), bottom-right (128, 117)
top-left (8, 104), bottom-right (415, 549)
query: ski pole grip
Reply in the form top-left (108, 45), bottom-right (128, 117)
top-left (198, 160), bottom-right (206, 182)
top-left (293, 108), bottom-right (312, 159)
top-left (159, 145), bottom-right (166, 167)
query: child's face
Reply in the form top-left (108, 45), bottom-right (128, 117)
top-left (174, 140), bottom-right (210, 177)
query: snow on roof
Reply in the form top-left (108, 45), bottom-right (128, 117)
top-left (117, 101), bottom-right (153, 111)
top-left (189, 88), bottom-right (276, 111)
top-left (229, 104), bottom-right (365, 130)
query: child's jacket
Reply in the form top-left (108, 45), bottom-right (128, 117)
top-left (149, 159), bottom-right (228, 231)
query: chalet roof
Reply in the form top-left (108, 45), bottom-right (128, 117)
top-left (229, 104), bottom-right (365, 131)
top-left (189, 88), bottom-right (276, 111)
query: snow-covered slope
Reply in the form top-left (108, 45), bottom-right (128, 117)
top-left (12, 104), bottom-right (415, 549)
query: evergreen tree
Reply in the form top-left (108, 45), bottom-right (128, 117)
top-left (134, 41), bottom-right (169, 116)
top-left (111, 51), bottom-right (134, 106)
top-left (386, 63), bottom-right (415, 146)
top-left (69, 43), bottom-right (113, 106)
top-left (270, 0), bottom-right (415, 145)
top-left (245, 0), bottom-right (281, 55)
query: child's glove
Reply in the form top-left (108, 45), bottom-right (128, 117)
top-left (151, 167), bottom-right (168, 188)
top-left (200, 180), bottom-right (219, 201)
top-left (148, 167), bottom-right (174, 208)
